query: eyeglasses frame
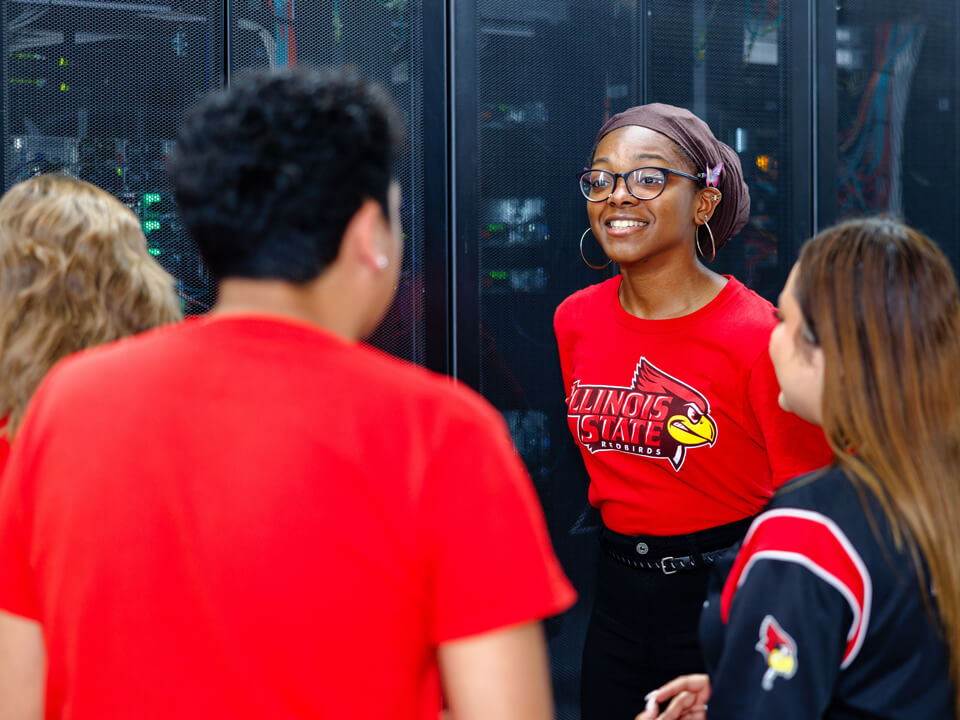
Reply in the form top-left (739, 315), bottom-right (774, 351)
top-left (578, 166), bottom-right (706, 202)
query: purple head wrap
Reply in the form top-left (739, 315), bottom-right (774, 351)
top-left (593, 103), bottom-right (751, 250)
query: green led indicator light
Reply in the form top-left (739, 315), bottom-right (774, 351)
top-left (59, 57), bottom-right (68, 66)
top-left (148, 247), bottom-right (162, 256)
top-left (142, 193), bottom-right (161, 207)
top-left (488, 223), bottom-right (505, 232)
top-left (60, 82), bottom-right (69, 92)
top-left (143, 220), bottom-right (161, 233)
top-left (116, 167), bottom-right (123, 176)
top-left (489, 270), bottom-right (507, 280)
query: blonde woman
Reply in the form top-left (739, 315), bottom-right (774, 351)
top-left (639, 217), bottom-right (960, 719)
top-left (0, 174), bottom-right (182, 467)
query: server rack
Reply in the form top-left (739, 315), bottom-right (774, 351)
top-left (4, 0), bottom-right (225, 313)
top-left (4, 3), bottom-right (960, 718)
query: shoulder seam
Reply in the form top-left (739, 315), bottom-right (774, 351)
top-left (723, 509), bottom-right (872, 668)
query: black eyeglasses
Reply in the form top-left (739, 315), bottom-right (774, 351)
top-left (578, 166), bottom-right (705, 202)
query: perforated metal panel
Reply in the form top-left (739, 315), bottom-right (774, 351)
top-left (646, 0), bottom-right (804, 301)
top-left (830, 0), bottom-right (959, 269)
top-left (230, 0), bottom-right (428, 364)
top-left (4, 0), bottom-right (225, 313)
top-left (461, 2), bottom-right (809, 716)
top-left (464, 3), bottom-right (641, 716)
top-left (10, 3), bottom-right (959, 716)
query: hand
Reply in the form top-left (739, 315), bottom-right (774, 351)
top-left (635, 674), bottom-right (711, 720)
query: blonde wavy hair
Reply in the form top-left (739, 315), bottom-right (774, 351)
top-left (0, 175), bottom-right (182, 437)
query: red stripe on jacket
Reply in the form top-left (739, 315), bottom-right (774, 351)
top-left (720, 509), bottom-right (872, 668)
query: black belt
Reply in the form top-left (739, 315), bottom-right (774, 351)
top-left (602, 544), bottom-right (731, 573)
top-left (600, 515), bottom-right (754, 575)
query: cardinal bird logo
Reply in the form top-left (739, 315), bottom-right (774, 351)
top-left (755, 615), bottom-right (798, 690)
top-left (566, 357), bottom-right (717, 471)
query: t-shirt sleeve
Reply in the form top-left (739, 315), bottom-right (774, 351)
top-left (707, 559), bottom-right (849, 719)
top-left (0, 422), bottom-right (10, 477)
top-left (0, 420), bottom-right (42, 620)
top-left (746, 351), bottom-right (833, 486)
top-left (553, 304), bottom-right (574, 394)
top-left (422, 398), bottom-right (576, 644)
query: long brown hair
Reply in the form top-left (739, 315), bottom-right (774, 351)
top-left (0, 175), bottom-right (182, 436)
top-left (795, 217), bottom-right (960, 713)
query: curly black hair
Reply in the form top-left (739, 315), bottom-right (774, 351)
top-left (168, 66), bottom-right (403, 283)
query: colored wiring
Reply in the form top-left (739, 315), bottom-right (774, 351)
top-left (743, 0), bottom-right (781, 65)
top-left (264, 0), bottom-right (296, 65)
top-left (694, 0), bottom-right (723, 64)
top-left (333, 0), bottom-right (342, 44)
top-left (838, 22), bottom-right (923, 215)
top-left (694, 0), bottom-right (780, 66)
top-left (331, 0), bottom-right (407, 45)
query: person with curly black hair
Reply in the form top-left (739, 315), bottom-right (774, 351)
top-left (169, 65), bottom-right (399, 286)
top-left (0, 66), bottom-right (575, 720)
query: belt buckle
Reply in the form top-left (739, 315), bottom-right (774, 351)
top-left (660, 556), bottom-right (677, 575)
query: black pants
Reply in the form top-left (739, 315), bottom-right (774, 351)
top-left (580, 519), bottom-right (752, 720)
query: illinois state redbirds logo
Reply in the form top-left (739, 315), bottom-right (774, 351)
top-left (755, 615), bottom-right (798, 690)
top-left (566, 357), bottom-right (717, 471)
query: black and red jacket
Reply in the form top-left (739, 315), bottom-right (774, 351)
top-left (701, 466), bottom-right (954, 719)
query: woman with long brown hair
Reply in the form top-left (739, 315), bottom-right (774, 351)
top-left (0, 174), bottom-right (182, 467)
top-left (639, 216), bottom-right (960, 719)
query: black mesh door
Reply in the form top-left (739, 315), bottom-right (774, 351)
top-left (456, 2), bottom-right (812, 716)
top-left (4, 0), bottom-right (225, 314)
top-left (230, 0), bottom-right (431, 364)
top-left (456, 2), bottom-right (643, 715)
top-left (824, 0), bottom-right (960, 270)
top-left (645, 0), bottom-right (810, 302)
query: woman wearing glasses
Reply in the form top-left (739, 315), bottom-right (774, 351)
top-left (553, 104), bottom-right (833, 720)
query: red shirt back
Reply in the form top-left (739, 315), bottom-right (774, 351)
top-left (0, 417), bottom-right (8, 477)
top-left (0, 315), bottom-right (575, 720)
top-left (554, 276), bottom-right (833, 535)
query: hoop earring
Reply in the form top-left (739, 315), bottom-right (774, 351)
top-left (696, 219), bottom-right (716, 263)
top-left (580, 227), bottom-right (612, 270)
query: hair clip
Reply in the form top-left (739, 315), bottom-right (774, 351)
top-left (705, 162), bottom-right (723, 188)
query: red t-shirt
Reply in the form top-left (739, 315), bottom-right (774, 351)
top-left (554, 276), bottom-right (832, 535)
top-left (0, 416), bottom-right (9, 476)
top-left (0, 314), bottom-right (575, 720)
